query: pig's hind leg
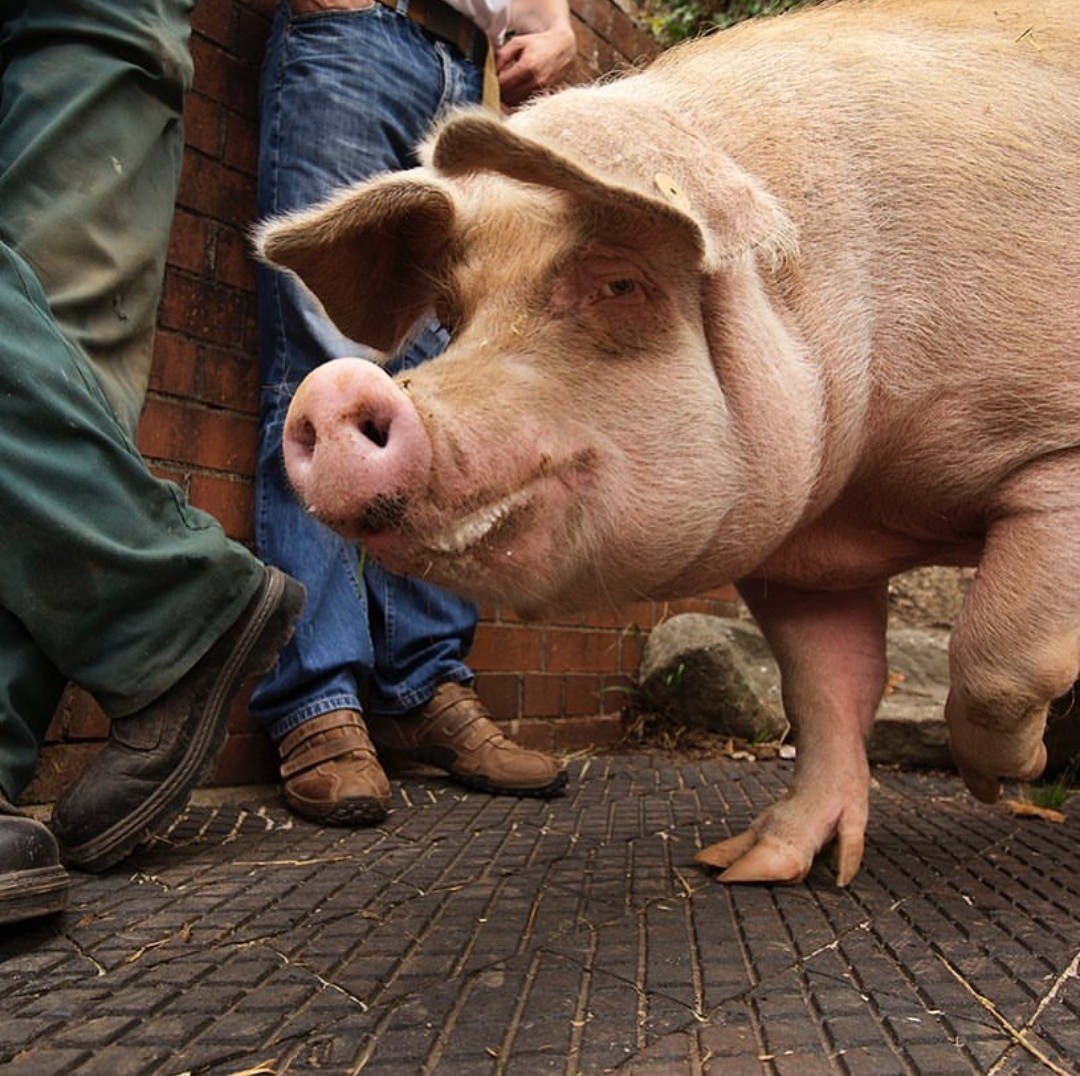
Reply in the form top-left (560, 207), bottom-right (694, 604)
top-left (944, 473), bottom-right (1080, 803)
top-left (695, 580), bottom-right (888, 886)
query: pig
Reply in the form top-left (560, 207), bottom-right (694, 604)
top-left (255, 0), bottom-right (1080, 886)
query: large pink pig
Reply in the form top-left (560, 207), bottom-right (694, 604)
top-left (255, 0), bottom-right (1080, 885)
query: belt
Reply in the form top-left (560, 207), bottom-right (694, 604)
top-left (376, 0), bottom-right (489, 68)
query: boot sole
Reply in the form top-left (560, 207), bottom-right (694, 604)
top-left (0, 865), bottom-right (69, 925)
top-left (378, 744), bottom-right (570, 799)
top-left (285, 796), bottom-right (389, 827)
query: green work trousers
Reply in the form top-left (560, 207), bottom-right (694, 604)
top-left (0, 0), bottom-right (264, 799)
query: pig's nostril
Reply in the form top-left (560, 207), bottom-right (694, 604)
top-left (360, 418), bottom-right (389, 448)
top-left (293, 417), bottom-right (317, 456)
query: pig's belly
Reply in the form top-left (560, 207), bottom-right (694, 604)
top-left (750, 523), bottom-right (981, 591)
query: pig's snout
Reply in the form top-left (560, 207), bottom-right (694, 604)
top-left (283, 357), bottom-right (431, 534)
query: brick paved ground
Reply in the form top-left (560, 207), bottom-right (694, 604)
top-left (2, 754), bottom-right (1077, 1075)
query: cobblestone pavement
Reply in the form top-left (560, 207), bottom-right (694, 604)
top-left (2, 754), bottom-right (1078, 1075)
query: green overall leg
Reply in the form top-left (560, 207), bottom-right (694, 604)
top-left (0, 0), bottom-right (263, 799)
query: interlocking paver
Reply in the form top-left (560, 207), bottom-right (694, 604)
top-left (1, 754), bottom-right (1078, 1075)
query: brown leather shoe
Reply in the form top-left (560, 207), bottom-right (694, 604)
top-left (365, 683), bottom-right (568, 798)
top-left (279, 710), bottom-right (391, 826)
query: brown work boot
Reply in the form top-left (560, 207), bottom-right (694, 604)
top-left (52, 566), bottom-right (305, 872)
top-left (365, 683), bottom-right (568, 798)
top-left (279, 710), bottom-right (391, 826)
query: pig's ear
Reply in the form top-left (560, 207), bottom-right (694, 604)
top-left (427, 107), bottom-right (795, 269)
top-left (254, 173), bottom-right (455, 353)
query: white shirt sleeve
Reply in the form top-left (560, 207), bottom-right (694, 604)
top-left (442, 0), bottom-right (510, 43)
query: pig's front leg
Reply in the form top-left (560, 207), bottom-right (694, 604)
top-left (945, 481), bottom-right (1080, 802)
top-left (695, 580), bottom-right (888, 886)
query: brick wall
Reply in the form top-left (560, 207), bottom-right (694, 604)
top-left (25, 0), bottom-right (738, 803)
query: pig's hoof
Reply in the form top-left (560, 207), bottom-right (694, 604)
top-left (695, 836), bottom-right (809, 885)
top-left (695, 827), bottom-right (863, 887)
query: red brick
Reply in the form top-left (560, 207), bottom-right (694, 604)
top-left (159, 270), bottom-right (248, 347)
top-left (598, 674), bottom-right (638, 716)
top-left (209, 730), bottom-right (278, 786)
top-left (474, 673), bottom-right (521, 721)
top-left (470, 623), bottom-right (545, 673)
top-left (138, 395), bottom-right (257, 474)
top-left (196, 340), bottom-right (260, 413)
top-left (549, 714), bottom-right (625, 752)
top-left (192, 0), bottom-right (235, 48)
top-left (235, 2), bottom-right (275, 58)
top-left (222, 109), bottom-right (259, 175)
top-left (177, 151), bottom-right (254, 226)
top-left (167, 208), bottom-right (210, 275)
top-left (182, 90), bottom-right (222, 159)
top-left (564, 673), bottom-right (605, 716)
top-left (546, 627), bottom-right (621, 675)
top-left (147, 329), bottom-right (199, 398)
top-left (211, 222), bottom-right (259, 293)
top-left (522, 673), bottom-right (564, 718)
top-left (189, 471), bottom-right (254, 542)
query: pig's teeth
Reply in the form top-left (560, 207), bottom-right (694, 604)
top-left (427, 489), bottom-right (531, 554)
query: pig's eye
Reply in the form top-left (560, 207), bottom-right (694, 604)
top-left (600, 278), bottom-right (638, 300)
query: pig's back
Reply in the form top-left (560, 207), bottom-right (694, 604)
top-left (657, 1), bottom-right (1079, 438)
top-left (644, 0), bottom-right (1080, 515)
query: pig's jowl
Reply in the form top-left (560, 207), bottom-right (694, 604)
top-left (256, 0), bottom-right (1080, 886)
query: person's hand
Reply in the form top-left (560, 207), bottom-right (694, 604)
top-left (496, 0), bottom-right (576, 108)
top-left (496, 29), bottom-right (576, 107)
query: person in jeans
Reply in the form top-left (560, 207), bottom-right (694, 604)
top-left (254, 0), bottom-right (575, 824)
top-left (0, 0), bottom-right (305, 928)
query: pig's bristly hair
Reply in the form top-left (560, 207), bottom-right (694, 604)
top-left (426, 103), bottom-right (797, 275)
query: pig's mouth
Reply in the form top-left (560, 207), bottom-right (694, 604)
top-left (414, 449), bottom-right (596, 560)
top-left (422, 486), bottom-right (534, 555)
top-left (353, 449), bottom-right (596, 586)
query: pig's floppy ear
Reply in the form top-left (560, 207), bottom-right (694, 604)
top-left (254, 173), bottom-right (455, 353)
top-left (427, 105), bottom-right (795, 269)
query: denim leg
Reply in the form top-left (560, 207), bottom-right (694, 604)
top-left (250, 1), bottom-right (483, 740)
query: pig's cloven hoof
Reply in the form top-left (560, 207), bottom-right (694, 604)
top-left (695, 818), bottom-right (865, 887)
top-left (695, 834), bottom-right (810, 885)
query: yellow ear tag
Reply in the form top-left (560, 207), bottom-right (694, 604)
top-left (654, 172), bottom-right (692, 213)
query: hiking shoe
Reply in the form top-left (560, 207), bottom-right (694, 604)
top-left (51, 566), bottom-right (305, 872)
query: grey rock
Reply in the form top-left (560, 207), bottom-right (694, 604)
top-left (639, 614), bottom-right (787, 743)
top-left (872, 627), bottom-right (952, 768)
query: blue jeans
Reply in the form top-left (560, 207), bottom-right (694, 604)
top-left (251, 0), bottom-right (483, 742)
